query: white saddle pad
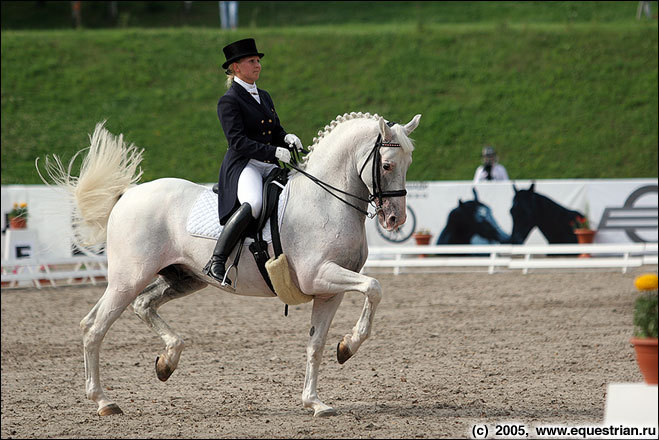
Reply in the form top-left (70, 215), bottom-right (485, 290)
top-left (186, 183), bottom-right (290, 243)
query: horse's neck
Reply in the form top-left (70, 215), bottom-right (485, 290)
top-left (533, 196), bottom-right (577, 243)
top-left (294, 123), bottom-right (372, 214)
top-left (440, 211), bottom-right (470, 244)
top-left (282, 126), bottom-right (372, 260)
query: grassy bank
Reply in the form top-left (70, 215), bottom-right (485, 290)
top-left (2, 22), bottom-right (657, 184)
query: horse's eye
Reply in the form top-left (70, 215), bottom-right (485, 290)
top-left (383, 163), bottom-right (391, 171)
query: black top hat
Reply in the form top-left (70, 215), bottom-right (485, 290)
top-left (222, 38), bottom-right (265, 69)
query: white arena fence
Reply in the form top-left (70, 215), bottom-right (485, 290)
top-left (363, 242), bottom-right (658, 275)
top-left (1, 243), bottom-right (657, 289)
top-left (1, 255), bottom-right (107, 289)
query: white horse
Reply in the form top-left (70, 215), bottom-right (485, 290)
top-left (38, 111), bottom-right (421, 417)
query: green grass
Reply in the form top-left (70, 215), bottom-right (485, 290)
top-left (1, 3), bottom-right (657, 184)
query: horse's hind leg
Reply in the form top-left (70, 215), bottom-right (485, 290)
top-left (131, 265), bottom-right (207, 382)
top-left (80, 282), bottom-right (146, 416)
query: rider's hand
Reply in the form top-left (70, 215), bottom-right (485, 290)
top-left (275, 147), bottom-right (291, 164)
top-left (284, 133), bottom-right (304, 152)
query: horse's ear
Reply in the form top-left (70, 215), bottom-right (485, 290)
top-left (403, 114), bottom-right (422, 136)
top-left (512, 182), bottom-right (518, 194)
top-left (378, 117), bottom-right (393, 142)
top-left (529, 182), bottom-right (535, 192)
top-left (459, 199), bottom-right (463, 206)
top-left (472, 187), bottom-right (479, 200)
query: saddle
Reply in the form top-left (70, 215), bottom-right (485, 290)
top-left (211, 167), bottom-right (286, 236)
top-left (212, 168), bottom-right (312, 311)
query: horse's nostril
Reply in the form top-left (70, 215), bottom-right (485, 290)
top-left (388, 216), bottom-right (397, 228)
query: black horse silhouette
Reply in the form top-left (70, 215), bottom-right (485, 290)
top-left (509, 183), bottom-right (585, 244)
top-left (436, 188), bottom-right (510, 245)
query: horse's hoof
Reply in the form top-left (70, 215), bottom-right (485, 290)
top-left (98, 403), bottom-right (123, 416)
top-left (337, 341), bottom-right (352, 364)
top-left (155, 355), bottom-right (174, 382)
top-left (314, 407), bottom-right (337, 417)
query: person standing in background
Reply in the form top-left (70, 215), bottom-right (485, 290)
top-left (219, 1), bottom-right (238, 29)
top-left (473, 146), bottom-right (509, 183)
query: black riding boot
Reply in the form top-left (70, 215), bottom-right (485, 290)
top-left (203, 203), bottom-right (253, 285)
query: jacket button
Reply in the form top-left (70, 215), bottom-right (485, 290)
top-left (262, 132), bottom-right (266, 135)
top-left (261, 120), bottom-right (264, 124)
top-left (268, 130), bottom-right (272, 134)
top-left (268, 119), bottom-right (272, 123)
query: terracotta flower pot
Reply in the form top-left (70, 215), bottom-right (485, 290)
top-left (574, 228), bottom-right (596, 258)
top-left (413, 234), bottom-right (432, 246)
top-left (413, 233), bottom-right (432, 258)
top-left (630, 337), bottom-right (658, 385)
top-left (9, 216), bottom-right (27, 229)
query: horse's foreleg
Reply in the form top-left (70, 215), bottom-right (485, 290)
top-left (302, 292), bottom-right (344, 417)
top-left (337, 287), bottom-right (381, 364)
top-left (80, 286), bottom-right (138, 416)
top-left (300, 262), bottom-right (382, 416)
top-left (132, 268), bottom-right (206, 382)
top-left (311, 263), bottom-right (382, 365)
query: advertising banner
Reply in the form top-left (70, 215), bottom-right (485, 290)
top-left (2, 179), bottom-right (657, 260)
top-left (365, 179), bottom-right (658, 247)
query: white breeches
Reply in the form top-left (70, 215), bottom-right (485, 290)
top-left (237, 159), bottom-right (278, 218)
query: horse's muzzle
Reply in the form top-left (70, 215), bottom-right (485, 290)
top-left (378, 198), bottom-right (407, 231)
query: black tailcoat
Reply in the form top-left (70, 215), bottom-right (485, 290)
top-left (216, 81), bottom-right (288, 224)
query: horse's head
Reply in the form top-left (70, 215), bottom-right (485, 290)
top-left (454, 189), bottom-right (510, 243)
top-left (362, 114), bottom-right (421, 231)
top-left (471, 189), bottom-right (511, 243)
top-left (509, 182), bottom-right (536, 244)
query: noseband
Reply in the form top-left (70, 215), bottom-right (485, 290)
top-left (288, 121), bottom-right (408, 219)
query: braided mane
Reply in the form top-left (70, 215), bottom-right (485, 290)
top-left (298, 111), bottom-right (414, 170)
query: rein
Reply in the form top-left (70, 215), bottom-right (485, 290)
top-left (287, 124), bottom-right (407, 219)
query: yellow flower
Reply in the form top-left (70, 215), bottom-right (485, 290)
top-left (9, 202), bottom-right (28, 218)
top-left (634, 273), bottom-right (658, 291)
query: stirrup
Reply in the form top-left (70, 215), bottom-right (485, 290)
top-left (220, 236), bottom-right (245, 291)
top-left (221, 263), bottom-right (238, 290)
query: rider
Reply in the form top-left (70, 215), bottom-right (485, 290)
top-left (204, 38), bottom-right (304, 285)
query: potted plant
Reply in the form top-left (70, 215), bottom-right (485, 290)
top-left (412, 228), bottom-right (432, 258)
top-left (412, 228), bottom-right (432, 246)
top-left (630, 273), bottom-right (658, 385)
top-left (8, 202), bottom-right (28, 229)
top-left (571, 215), bottom-right (595, 257)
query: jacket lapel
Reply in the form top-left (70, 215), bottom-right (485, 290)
top-left (231, 82), bottom-right (274, 119)
top-left (257, 90), bottom-right (275, 118)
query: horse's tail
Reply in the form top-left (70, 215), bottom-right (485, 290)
top-left (36, 121), bottom-right (144, 249)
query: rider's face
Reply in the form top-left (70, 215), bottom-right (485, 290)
top-left (482, 154), bottom-right (496, 165)
top-left (233, 56), bottom-right (261, 84)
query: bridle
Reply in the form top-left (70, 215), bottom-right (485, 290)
top-left (288, 122), bottom-right (408, 219)
top-left (358, 131), bottom-right (408, 205)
